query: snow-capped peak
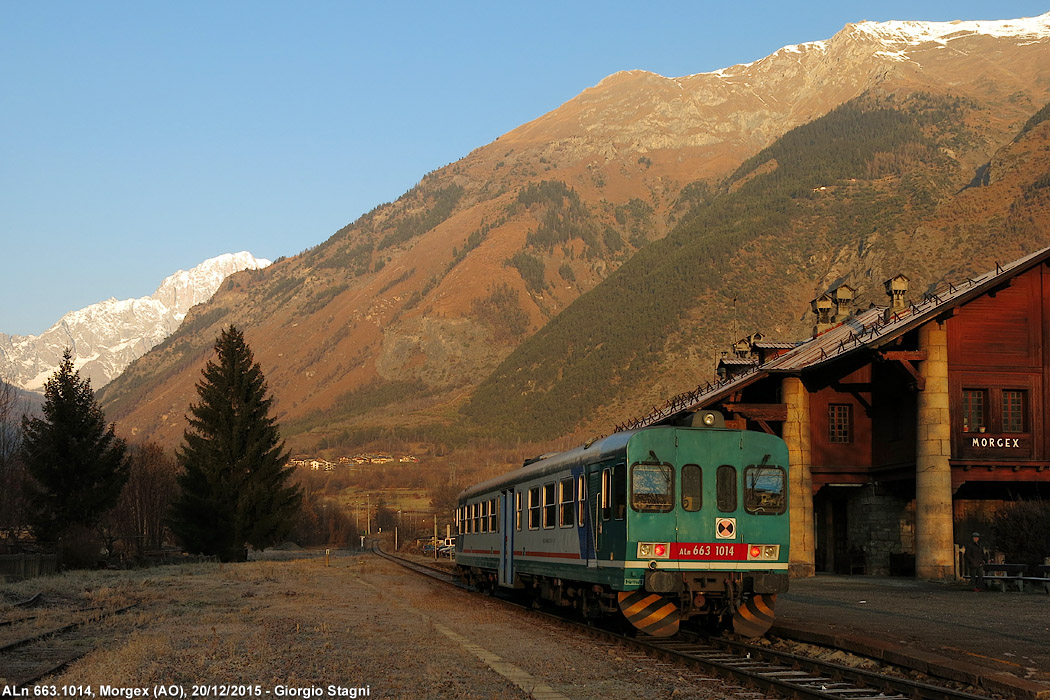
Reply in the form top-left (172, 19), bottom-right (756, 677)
top-left (151, 252), bottom-right (271, 315)
top-left (0, 251), bottom-right (271, 394)
top-left (846, 13), bottom-right (1050, 46)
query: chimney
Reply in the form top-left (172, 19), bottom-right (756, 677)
top-left (883, 274), bottom-right (910, 321)
top-left (811, 293), bottom-right (834, 336)
top-left (832, 285), bottom-right (856, 323)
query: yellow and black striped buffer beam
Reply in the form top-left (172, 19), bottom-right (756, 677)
top-left (617, 590), bottom-right (680, 637)
top-left (732, 593), bottom-right (776, 637)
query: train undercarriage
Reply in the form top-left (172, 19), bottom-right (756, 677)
top-left (457, 566), bottom-right (788, 638)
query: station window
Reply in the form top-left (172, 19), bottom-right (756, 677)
top-left (489, 498), bottom-right (498, 532)
top-left (613, 464), bottom-right (626, 520)
top-left (559, 477), bottom-right (574, 528)
top-left (1002, 390), bottom-right (1026, 433)
top-left (828, 403), bottom-right (852, 443)
top-left (744, 465), bottom-right (786, 515)
top-left (682, 464), bottom-right (702, 512)
top-left (601, 468), bottom-right (611, 521)
top-left (716, 465), bottom-right (738, 513)
top-left (543, 482), bottom-right (556, 528)
top-left (515, 491), bottom-right (522, 531)
top-left (962, 389), bottom-right (986, 433)
top-left (630, 462), bottom-right (674, 513)
top-left (577, 475), bottom-right (586, 527)
top-left (528, 486), bottom-right (540, 529)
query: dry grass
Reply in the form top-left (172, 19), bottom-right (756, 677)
top-left (1, 553), bottom-right (741, 699)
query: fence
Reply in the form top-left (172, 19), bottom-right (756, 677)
top-left (0, 553), bottom-right (59, 581)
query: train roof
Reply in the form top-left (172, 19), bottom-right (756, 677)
top-left (457, 429), bottom-right (642, 502)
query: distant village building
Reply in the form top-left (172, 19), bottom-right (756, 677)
top-left (635, 245), bottom-right (1050, 579)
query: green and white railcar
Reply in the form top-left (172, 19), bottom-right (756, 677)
top-left (454, 412), bottom-right (790, 637)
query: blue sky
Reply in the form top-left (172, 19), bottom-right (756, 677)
top-left (2, 1), bottom-right (1048, 336)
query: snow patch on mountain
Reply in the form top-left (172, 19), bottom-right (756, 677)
top-left (0, 252), bottom-right (270, 393)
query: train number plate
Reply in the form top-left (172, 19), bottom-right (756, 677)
top-left (672, 543), bottom-right (746, 560)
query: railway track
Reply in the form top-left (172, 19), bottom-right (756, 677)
top-left (376, 546), bottom-right (997, 700)
top-left (0, 601), bottom-right (138, 687)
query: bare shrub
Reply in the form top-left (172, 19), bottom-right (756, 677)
top-left (991, 499), bottom-right (1050, 565)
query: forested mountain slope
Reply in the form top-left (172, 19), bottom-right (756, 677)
top-left (98, 16), bottom-right (1050, 452)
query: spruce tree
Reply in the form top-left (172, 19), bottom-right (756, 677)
top-left (170, 326), bottom-right (301, 561)
top-left (21, 349), bottom-right (129, 545)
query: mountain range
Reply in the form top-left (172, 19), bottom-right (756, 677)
top-left (0, 252), bottom-right (270, 395)
top-left (97, 14), bottom-right (1050, 452)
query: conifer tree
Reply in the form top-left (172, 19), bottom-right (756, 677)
top-left (21, 349), bottom-right (129, 544)
top-left (170, 326), bottom-right (301, 561)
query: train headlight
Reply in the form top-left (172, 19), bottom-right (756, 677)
top-left (637, 542), bottom-right (670, 559)
top-left (746, 544), bottom-right (780, 560)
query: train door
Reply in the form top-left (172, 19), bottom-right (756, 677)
top-left (498, 489), bottom-right (514, 587)
top-left (587, 471), bottom-right (602, 566)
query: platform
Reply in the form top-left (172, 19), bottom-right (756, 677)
top-left (774, 574), bottom-right (1050, 699)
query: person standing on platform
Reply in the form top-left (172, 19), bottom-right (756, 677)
top-left (965, 532), bottom-right (985, 591)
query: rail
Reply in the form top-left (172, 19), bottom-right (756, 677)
top-left (375, 545), bottom-right (1001, 700)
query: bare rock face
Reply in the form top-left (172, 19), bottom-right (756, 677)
top-left (0, 252), bottom-right (270, 393)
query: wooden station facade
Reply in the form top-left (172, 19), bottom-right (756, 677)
top-left (646, 246), bottom-right (1050, 578)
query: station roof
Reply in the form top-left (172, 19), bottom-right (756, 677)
top-left (617, 244), bottom-right (1050, 432)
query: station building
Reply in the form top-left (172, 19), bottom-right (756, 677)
top-left (634, 245), bottom-right (1050, 579)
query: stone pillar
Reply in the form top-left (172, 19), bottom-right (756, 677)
top-left (915, 320), bottom-right (955, 580)
top-left (782, 376), bottom-right (815, 577)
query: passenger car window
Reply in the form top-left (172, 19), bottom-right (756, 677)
top-left (559, 477), bottom-right (574, 528)
top-left (577, 475), bottom-right (586, 527)
top-left (630, 462), bottom-right (674, 513)
top-left (542, 482), bottom-right (556, 528)
top-left (682, 464), bottom-right (702, 512)
top-left (528, 487), bottom-right (540, 529)
top-left (716, 465), bottom-right (737, 513)
top-left (744, 466), bottom-right (786, 515)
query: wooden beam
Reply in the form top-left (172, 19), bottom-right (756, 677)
top-left (879, 351), bottom-right (928, 362)
top-left (893, 359), bottom-right (925, 391)
top-left (757, 420), bottom-right (775, 435)
top-left (721, 403), bottom-right (788, 421)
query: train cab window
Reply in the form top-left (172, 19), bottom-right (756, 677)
top-left (577, 475), bottom-right (586, 527)
top-left (528, 487), bottom-right (540, 529)
top-left (515, 491), bottom-right (522, 531)
top-left (630, 462), bottom-right (674, 513)
top-left (716, 465), bottom-right (738, 513)
top-left (559, 477), bottom-right (574, 527)
top-left (613, 464), bottom-right (626, 520)
top-left (681, 464), bottom-right (702, 512)
top-left (543, 482), bottom-right (556, 528)
top-left (489, 498), bottom-right (498, 532)
top-left (744, 465), bottom-right (786, 515)
top-left (601, 468), bottom-right (611, 520)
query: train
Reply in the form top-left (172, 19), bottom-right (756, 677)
top-left (453, 410), bottom-right (790, 637)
